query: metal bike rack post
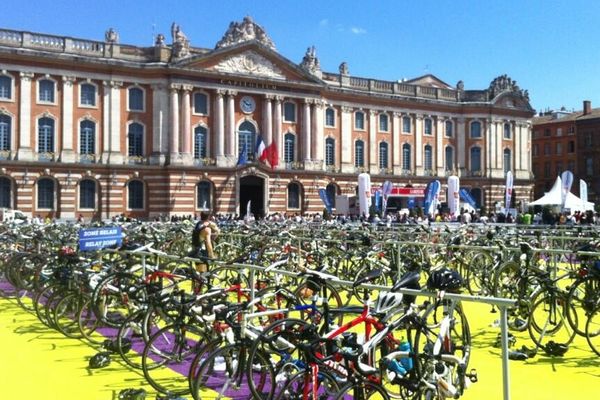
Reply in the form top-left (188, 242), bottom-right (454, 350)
top-left (499, 305), bottom-right (511, 400)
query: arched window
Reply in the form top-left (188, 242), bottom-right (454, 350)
top-left (402, 143), bottom-right (411, 170)
top-left (194, 126), bottom-right (207, 159)
top-left (504, 123), bottom-right (512, 139)
top-left (80, 83), bottom-right (96, 106)
top-left (287, 182), bottom-right (301, 209)
top-left (0, 114), bottom-right (11, 151)
top-left (470, 121), bottom-right (482, 138)
top-left (445, 120), bottom-right (453, 137)
top-left (355, 111), bottom-right (365, 130)
top-left (128, 180), bottom-right (144, 209)
top-left (197, 181), bottom-right (212, 210)
top-left (37, 178), bottom-right (55, 209)
top-left (79, 120), bottom-right (95, 155)
top-left (445, 146), bottom-right (454, 171)
top-left (503, 148), bottom-right (512, 173)
top-left (325, 137), bottom-right (335, 166)
top-left (39, 79), bottom-right (55, 103)
top-left (471, 146), bottom-right (481, 172)
top-left (38, 117), bottom-right (54, 155)
top-left (283, 102), bottom-right (296, 122)
top-left (402, 116), bottom-right (411, 133)
top-left (238, 121), bottom-right (256, 161)
top-left (0, 177), bottom-right (11, 208)
top-left (284, 133), bottom-right (295, 163)
top-left (128, 87), bottom-right (144, 111)
top-left (379, 114), bottom-right (389, 132)
top-left (79, 179), bottom-right (96, 209)
top-left (379, 142), bottom-right (389, 169)
top-left (424, 118), bottom-right (433, 135)
top-left (194, 92), bottom-right (208, 114)
top-left (0, 75), bottom-right (12, 99)
top-left (128, 123), bottom-right (144, 157)
top-left (325, 108), bottom-right (335, 127)
top-left (424, 145), bottom-right (433, 171)
top-left (326, 183), bottom-right (338, 208)
top-left (354, 140), bottom-right (364, 167)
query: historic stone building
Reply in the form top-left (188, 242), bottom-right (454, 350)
top-left (0, 17), bottom-right (534, 220)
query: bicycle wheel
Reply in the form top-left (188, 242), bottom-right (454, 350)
top-left (54, 292), bottom-right (86, 339)
top-left (33, 283), bottom-right (58, 326)
top-left (465, 252), bottom-right (493, 296)
top-left (275, 369), bottom-right (340, 400)
top-left (293, 281), bottom-right (343, 326)
top-left (334, 380), bottom-right (390, 400)
top-left (142, 323), bottom-right (209, 395)
top-left (116, 310), bottom-right (147, 369)
top-left (493, 261), bottom-right (530, 331)
top-left (91, 272), bottom-right (146, 328)
top-left (77, 296), bottom-right (103, 344)
top-left (191, 343), bottom-right (274, 400)
top-left (565, 277), bottom-right (600, 336)
top-left (585, 303), bottom-right (600, 356)
top-left (528, 293), bottom-right (576, 348)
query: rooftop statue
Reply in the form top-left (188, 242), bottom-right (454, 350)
top-left (215, 16), bottom-right (276, 50)
top-left (171, 22), bottom-right (190, 59)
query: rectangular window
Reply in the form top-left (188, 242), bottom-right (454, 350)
top-left (568, 141), bottom-right (575, 153)
top-left (283, 102), bottom-right (296, 122)
top-left (445, 121), bottom-right (453, 137)
top-left (556, 142), bottom-right (562, 155)
top-left (355, 141), bottom-right (364, 167)
top-left (567, 126), bottom-right (575, 135)
top-left (544, 129), bottom-right (551, 137)
top-left (325, 139), bottom-right (335, 166)
top-left (586, 158), bottom-right (593, 176)
top-left (379, 114), bottom-right (389, 132)
top-left (555, 162), bottom-right (562, 176)
top-left (402, 116), bottom-right (411, 133)
top-left (556, 128), bottom-right (563, 137)
top-left (325, 108), bottom-right (335, 127)
top-left (544, 162), bottom-right (551, 178)
top-left (503, 123), bottom-right (511, 139)
top-left (128, 88), bottom-right (144, 111)
top-left (532, 144), bottom-right (539, 157)
top-left (39, 80), bottom-right (55, 103)
top-left (79, 181), bottom-right (96, 209)
top-left (424, 119), bottom-right (433, 135)
top-left (0, 76), bottom-right (12, 99)
top-left (0, 116), bottom-right (10, 151)
top-left (544, 143), bottom-right (551, 156)
top-left (80, 84), bottom-right (96, 106)
top-left (194, 93), bottom-right (208, 114)
top-left (355, 112), bottom-right (365, 130)
top-left (585, 134), bottom-right (593, 147)
top-left (379, 144), bottom-right (388, 169)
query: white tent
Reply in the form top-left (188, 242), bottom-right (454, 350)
top-left (529, 176), bottom-right (594, 212)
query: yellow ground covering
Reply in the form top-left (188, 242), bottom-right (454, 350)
top-left (0, 297), bottom-right (598, 399)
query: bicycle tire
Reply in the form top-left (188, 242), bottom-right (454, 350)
top-left (585, 303), bottom-right (600, 356)
top-left (528, 293), bottom-right (576, 348)
top-left (565, 276), bottom-right (600, 336)
top-left (334, 380), bottom-right (390, 400)
top-left (53, 292), bottom-right (86, 339)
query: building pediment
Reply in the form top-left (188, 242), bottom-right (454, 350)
top-left (404, 74), bottom-right (453, 89)
top-left (173, 42), bottom-right (323, 84)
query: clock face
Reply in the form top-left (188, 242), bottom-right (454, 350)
top-left (240, 96), bottom-right (256, 114)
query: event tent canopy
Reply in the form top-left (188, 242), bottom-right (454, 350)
top-left (529, 176), bottom-right (594, 212)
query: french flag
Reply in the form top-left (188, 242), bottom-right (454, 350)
top-left (255, 135), bottom-right (267, 161)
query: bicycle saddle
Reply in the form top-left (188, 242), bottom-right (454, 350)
top-left (353, 268), bottom-right (383, 288)
top-left (391, 270), bottom-right (421, 292)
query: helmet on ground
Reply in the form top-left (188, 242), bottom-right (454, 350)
top-left (88, 351), bottom-right (111, 369)
top-left (118, 388), bottom-right (146, 400)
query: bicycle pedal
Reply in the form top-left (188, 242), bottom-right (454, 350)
top-left (467, 368), bottom-right (478, 383)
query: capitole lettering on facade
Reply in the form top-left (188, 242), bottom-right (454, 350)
top-left (219, 79), bottom-right (278, 91)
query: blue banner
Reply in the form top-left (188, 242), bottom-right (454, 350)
top-left (318, 188), bottom-right (333, 213)
top-left (374, 190), bottom-right (382, 212)
top-left (79, 226), bottom-right (122, 252)
top-left (407, 197), bottom-right (416, 209)
top-left (459, 188), bottom-right (478, 209)
top-left (423, 180), bottom-right (440, 216)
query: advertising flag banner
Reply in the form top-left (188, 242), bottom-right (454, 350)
top-left (424, 180), bottom-right (441, 217)
top-left (381, 180), bottom-right (393, 214)
top-left (580, 179), bottom-right (588, 210)
top-left (447, 176), bottom-right (460, 218)
top-left (505, 171), bottom-right (513, 214)
top-left (459, 188), bottom-right (477, 209)
top-left (561, 170), bottom-right (573, 210)
top-left (358, 173), bottom-right (372, 217)
top-left (318, 188), bottom-right (333, 213)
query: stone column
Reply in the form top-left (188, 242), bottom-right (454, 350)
top-left (226, 90), bottom-right (237, 162)
top-left (215, 89), bottom-right (225, 166)
top-left (303, 99), bottom-right (312, 165)
top-left (61, 76), bottom-right (76, 162)
top-left (17, 72), bottom-right (34, 161)
top-left (496, 120), bottom-right (503, 172)
top-left (181, 84), bottom-right (193, 164)
top-left (109, 81), bottom-right (123, 164)
top-left (486, 119), bottom-right (494, 177)
top-left (368, 110), bottom-right (377, 172)
top-left (457, 117), bottom-right (466, 175)
top-left (340, 106), bottom-right (353, 173)
top-left (273, 96), bottom-right (283, 168)
top-left (415, 114), bottom-right (423, 174)
top-left (263, 95), bottom-right (273, 145)
top-left (169, 84), bottom-right (180, 164)
top-left (392, 112), bottom-right (401, 174)
top-left (101, 81), bottom-right (110, 162)
top-left (150, 83), bottom-right (168, 165)
top-left (312, 101), bottom-right (324, 169)
top-left (436, 116), bottom-right (444, 176)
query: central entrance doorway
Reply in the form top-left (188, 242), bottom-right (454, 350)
top-left (239, 175), bottom-right (265, 219)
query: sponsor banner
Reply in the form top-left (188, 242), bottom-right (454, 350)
top-left (358, 173), bottom-right (372, 217)
top-left (459, 188), bottom-right (477, 209)
top-left (505, 171), bottom-right (513, 214)
top-left (318, 188), bottom-right (333, 213)
top-left (561, 170), bottom-right (573, 209)
top-left (447, 176), bottom-right (460, 218)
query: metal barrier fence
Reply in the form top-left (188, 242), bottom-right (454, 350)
top-left (103, 247), bottom-right (517, 400)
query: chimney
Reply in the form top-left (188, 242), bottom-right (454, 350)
top-left (583, 100), bottom-right (592, 115)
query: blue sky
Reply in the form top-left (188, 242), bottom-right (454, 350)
top-left (3, 0), bottom-right (600, 114)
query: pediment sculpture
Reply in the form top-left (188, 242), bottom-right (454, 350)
top-left (213, 50), bottom-right (285, 79)
top-left (300, 46), bottom-right (321, 76)
top-left (215, 16), bottom-right (276, 51)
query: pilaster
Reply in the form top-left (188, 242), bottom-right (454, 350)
top-left (215, 89), bottom-right (226, 166)
top-left (60, 76), bottom-right (76, 162)
top-left (169, 84), bottom-right (181, 164)
top-left (303, 99), bottom-right (312, 164)
top-left (368, 110), bottom-right (377, 172)
top-left (340, 106), bottom-right (353, 173)
top-left (150, 83), bottom-right (168, 165)
top-left (392, 112), bottom-right (401, 174)
top-left (415, 114), bottom-right (423, 175)
top-left (435, 116), bottom-right (444, 176)
top-left (181, 84), bottom-right (193, 165)
top-left (108, 80), bottom-right (123, 164)
top-left (17, 71), bottom-right (34, 161)
top-left (226, 90), bottom-right (237, 165)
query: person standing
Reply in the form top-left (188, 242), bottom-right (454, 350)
top-left (190, 212), bottom-right (220, 273)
